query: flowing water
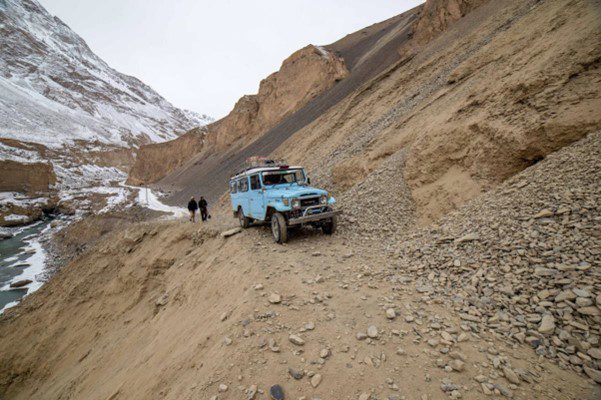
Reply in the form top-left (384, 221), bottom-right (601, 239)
top-left (0, 220), bottom-right (51, 312)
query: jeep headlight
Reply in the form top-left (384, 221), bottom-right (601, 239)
top-left (291, 198), bottom-right (301, 209)
top-left (320, 194), bottom-right (328, 205)
top-left (282, 198), bottom-right (289, 206)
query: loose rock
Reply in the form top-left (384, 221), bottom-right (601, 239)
top-left (289, 334), bottom-right (305, 346)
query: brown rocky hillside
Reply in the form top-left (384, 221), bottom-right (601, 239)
top-left (0, 160), bottom-right (55, 194)
top-left (127, 127), bottom-right (207, 186)
top-left (155, 0), bottom-right (600, 223)
top-left (128, 44), bottom-right (348, 185)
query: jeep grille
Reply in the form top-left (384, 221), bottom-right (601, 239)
top-left (300, 197), bottom-right (320, 207)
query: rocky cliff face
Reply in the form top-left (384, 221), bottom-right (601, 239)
top-left (400, 0), bottom-right (489, 56)
top-left (274, 0), bottom-right (601, 226)
top-left (0, 0), bottom-right (212, 148)
top-left (209, 45), bottom-right (348, 148)
top-left (128, 45), bottom-right (348, 184)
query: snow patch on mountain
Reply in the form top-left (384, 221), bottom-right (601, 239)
top-left (0, 0), bottom-right (213, 148)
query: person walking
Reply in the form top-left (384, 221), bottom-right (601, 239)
top-left (187, 197), bottom-right (198, 222)
top-left (198, 196), bottom-right (208, 222)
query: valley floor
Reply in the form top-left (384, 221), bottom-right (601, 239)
top-left (0, 132), bottom-right (599, 399)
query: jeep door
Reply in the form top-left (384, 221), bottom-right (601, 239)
top-left (248, 174), bottom-right (266, 220)
top-left (236, 177), bottom-right (250, 217)
top-left (229, 180), bottom-right (239, 213)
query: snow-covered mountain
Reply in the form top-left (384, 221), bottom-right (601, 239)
top-left (0, 0), bottom-right (212, 148)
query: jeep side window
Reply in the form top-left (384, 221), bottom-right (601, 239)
top-left (230, 181), bottom-right (237, 194)
top-left (250, 174), bottom-right (261, 190)
top-left (238, 177), bottom-right (248, 192)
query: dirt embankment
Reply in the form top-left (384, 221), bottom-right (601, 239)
top-left (127, 127), bottom-right (206, 186)
top-left (127, 45), bottom-right (348, 186)
top-left (0, 160), bottom-right (56, 194)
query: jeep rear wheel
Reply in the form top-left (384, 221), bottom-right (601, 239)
top-left (238, 208), bottom-right (250, 228)
top-left (271, 212), bottom-right (288, 244)
top-left (322, 215), bottom-right (337, 235)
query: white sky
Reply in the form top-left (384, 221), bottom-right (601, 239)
top-left (42, 0), bottom-right (422, 119)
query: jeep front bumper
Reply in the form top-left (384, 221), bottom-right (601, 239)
top-left (288, 209), bottom-right (341, 226)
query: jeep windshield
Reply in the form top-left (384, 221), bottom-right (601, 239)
top-left (262, 169), bottom-right (305, 186)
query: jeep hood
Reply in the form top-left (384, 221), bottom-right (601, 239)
top-left (266, 185), bottom-right (327, 199)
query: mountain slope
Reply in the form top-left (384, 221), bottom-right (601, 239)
top-left (128, 44), bottom-right (349, 185)
top-left (0, 0), bottom-right (212, 148)
top-left (155, 5), bottom-right (422, 204)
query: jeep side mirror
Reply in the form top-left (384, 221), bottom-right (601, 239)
top-left (307, 177), bottom-right (311, 185)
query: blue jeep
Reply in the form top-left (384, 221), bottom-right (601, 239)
top-left (229, 161), bottom-right (340, 243)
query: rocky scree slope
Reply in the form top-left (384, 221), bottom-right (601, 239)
top-left (0, 132), bottom-right (599, 400)
top-left (0, 0), bottom-right (212, 148)
top-left (391, 131), bottom-right (601, 381)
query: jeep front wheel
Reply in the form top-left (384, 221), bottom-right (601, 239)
top-left (271, 212), bottom-right (288, 244)
top-left (238, 208), bottom-right (250, 228)
top-left (322, 215), bottom-right (337, 235)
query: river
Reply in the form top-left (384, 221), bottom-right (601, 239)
top-left (0, 220), bottom-right (51, 312)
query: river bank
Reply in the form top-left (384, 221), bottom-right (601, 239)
top-left (0, 187), bottom-right (185, 314)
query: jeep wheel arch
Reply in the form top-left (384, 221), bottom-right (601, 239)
top-left (238, 206), bottom-right (251, 228)
top-left (265, 206), bottom-right (277, 222)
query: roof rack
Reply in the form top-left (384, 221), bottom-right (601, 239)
top-left (230, 156), bottom-right (288, 178)
top-left (245, 156), bottom-right (286, 169)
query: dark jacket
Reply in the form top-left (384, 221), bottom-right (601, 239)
top-left (198, 198), bottom-right (208, 209)
top-left (187, 199), bottom-right (198, 211)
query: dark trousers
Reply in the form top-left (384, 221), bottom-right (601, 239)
top-left (200, 207), bottom-right (208, 221)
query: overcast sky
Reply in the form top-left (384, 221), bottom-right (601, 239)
top-left (42, 0), bottom-right (422, 119)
